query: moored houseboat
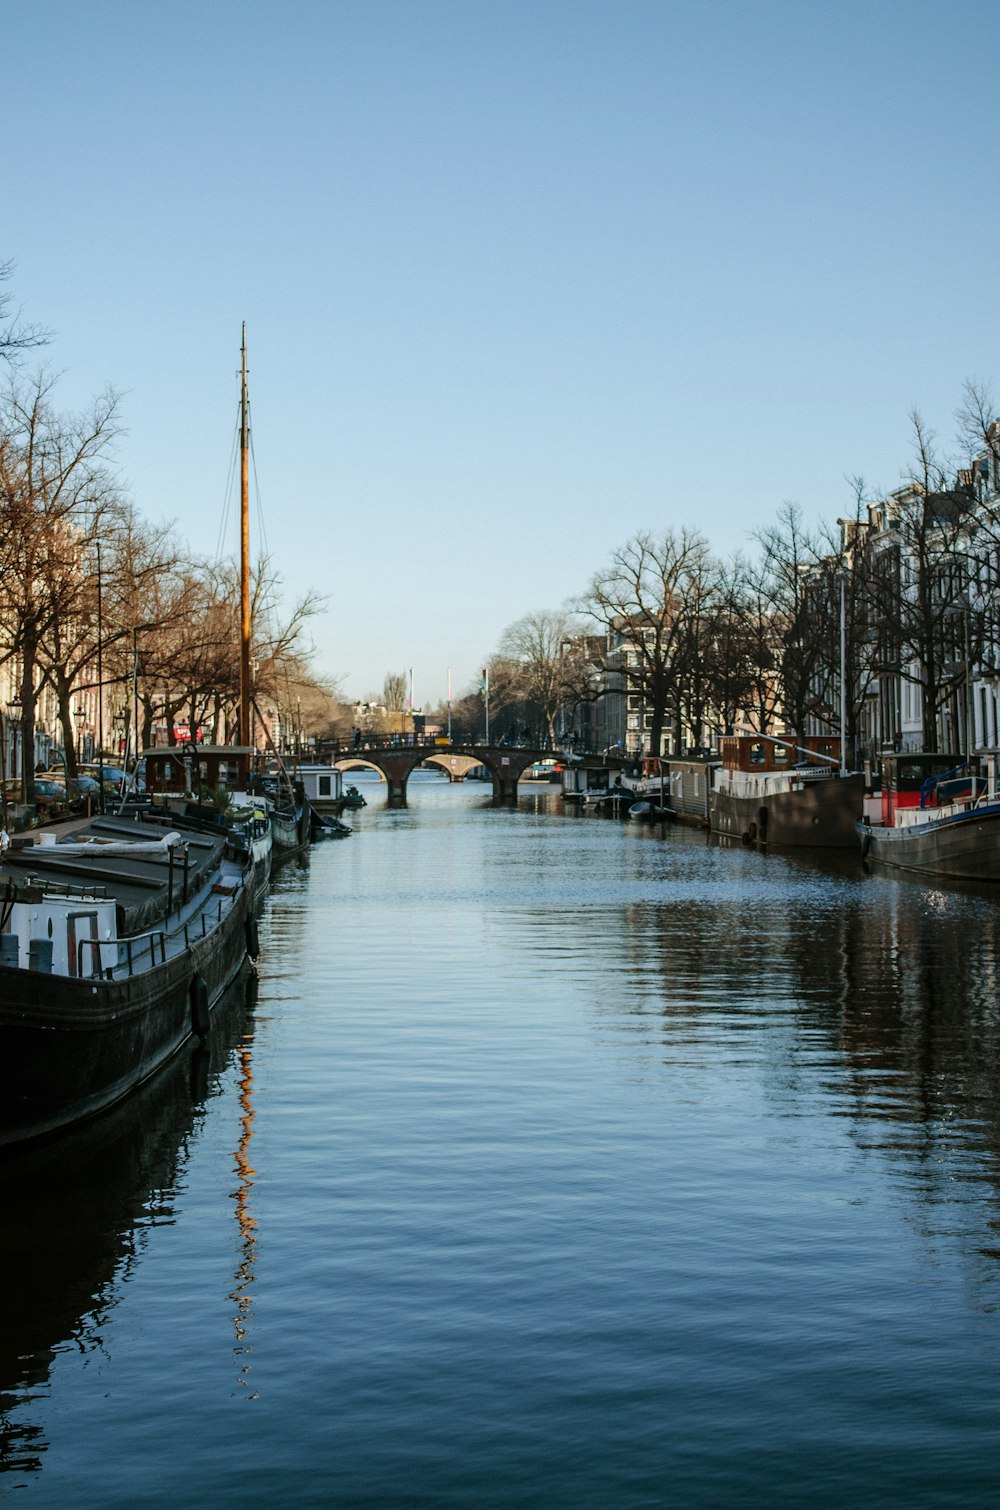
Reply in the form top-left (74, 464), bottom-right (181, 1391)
top-left (0, 811), bottom-right (258, 1147)
top-left (141, 744), bottom-right (272, 899)
top-left (710, 734), bottom-right (865, 849)
top-left (859, 753), bottom-right (1000, 880)
top-left (298, 762), bottom-right (347, 817)
top-left (561, 764), bottom-right (611, 803)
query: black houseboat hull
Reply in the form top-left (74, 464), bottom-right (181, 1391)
top-left (860, 804), bottom-right (1000, 881)
top-left (0, 882), bottom-right (253, 1148)
top-left (711, 774), bottom-right (865, 849)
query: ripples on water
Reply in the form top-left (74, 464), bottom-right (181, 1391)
top-left (5, 772), bottom-right (1000, 1506)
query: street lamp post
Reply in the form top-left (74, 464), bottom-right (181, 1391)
top-left (7, 699), bottom-right (22, 802)
top-left (75, 707), bottom-right (86, 766)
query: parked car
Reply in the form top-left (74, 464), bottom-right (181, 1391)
top-left (42, 771), bottom-right (101, 812)
top-left (28, 777), bottom-right (70, 818)
top-left (79, 764), bottom-right (129, 796)
top-left (82, 761), bottom-right (146, 795)
top-left (67, 774), bottom-right (101, 809)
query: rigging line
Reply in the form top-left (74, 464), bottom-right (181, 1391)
top-left (215, 399), bottom-right (242, 565)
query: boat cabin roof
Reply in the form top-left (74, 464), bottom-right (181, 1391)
top-left (141, 745), bottom-right (257, 761)
top-left (0, 814), bottom-right (224, 932)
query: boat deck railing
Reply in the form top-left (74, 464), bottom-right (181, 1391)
top-left (77, 879), bottom-right (242, 980)
top-left (79, 928), bottom-right (167, 979)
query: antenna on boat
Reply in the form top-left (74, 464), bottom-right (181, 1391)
top-left (239, 324), bottom-right (252, 760)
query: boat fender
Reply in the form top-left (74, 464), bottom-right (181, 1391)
top-left (861, 826), bottom-right (871, 858)
top-left (757, 806), bottom-right (769, 840)
top-left (190, 974), bottom-right (210, 1041)
top-left (246, 915), bottom-right (260, 960)
top-left (745, 821), bottom-right (757, 844)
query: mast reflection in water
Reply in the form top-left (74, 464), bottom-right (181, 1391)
top-left (230, 987), bottom-right (259, 1398)
top-left (7, 786), bottom-right (1000, 1505)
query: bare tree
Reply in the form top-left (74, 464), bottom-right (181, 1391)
top-left (580, 528), bottom-right (712, 756)
top-left (382, 671), bottom-right (409, 713)
top-left (0, 374), bottom-right (123, 795)
top-left (670, 549), bottom-right (731, 751)
top-left (698, 555), bottom-right (757, 738)
top-left (956, 379), bottom-right (1000, 479)
top-left (36, 506), bottom-right (180, 773)
top-left (735, 554), bottom-right (784, 735)
top-left (752, 502), bottom-right (828, 737)
top-left (0, 261), bottom-right (49, 365)
top-left (270, 660), bottom-right (348, 748)
top-left (866, 412), bottom-right (980, 752)
top-left (498, 609), bottom-right (585, 746)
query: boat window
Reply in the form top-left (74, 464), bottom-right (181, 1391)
top-left (773, 744), bottom-right (789, 764)
top-left (318, 775), bottom-right (331, 797)
top-left (750, 743), bottom-right (765, 765)
top-left (898, 762), bottom-right (926, 783)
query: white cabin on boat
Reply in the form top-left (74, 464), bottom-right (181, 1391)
top-left (297, 763), bottom-right (345, 813)
top-left (3, 891), bottom-right (118, 975)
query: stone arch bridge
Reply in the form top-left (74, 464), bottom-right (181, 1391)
top-left (329, 739), bottom-right (561, 808)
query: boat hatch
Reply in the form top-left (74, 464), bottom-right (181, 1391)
top-left (5, 894), bottom-right (117, 974)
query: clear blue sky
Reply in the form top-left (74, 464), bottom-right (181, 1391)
top-left (5, 0), bottom-right (999, 706)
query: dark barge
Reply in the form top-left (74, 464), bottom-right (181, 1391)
top-left (0, 813), bottom-right (258, 1148)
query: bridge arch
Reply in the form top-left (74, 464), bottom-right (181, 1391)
top-left (331, 743), bottom-right (554, 807)
top-left (422, 753), bottom-right (483, 781)
top-left (334, 757), bottom-right (386, 781)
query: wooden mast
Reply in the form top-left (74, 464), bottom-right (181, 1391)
top-left (239, 324), bottom-right (252, 757)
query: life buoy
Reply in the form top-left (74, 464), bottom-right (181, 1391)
top-left (246, 915), bottom-right (260, 960)
top-left (190, 974), bottom-right (210, 1040)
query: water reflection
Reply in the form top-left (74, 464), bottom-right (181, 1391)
top-left (229, 975), bottom-right (259, 1398)
top-left (9, 790), bottom-right (1000, 1505)
top-left (0, 967), bottom-right (257, 1482)
top-left (587, 829), bottom-right (1000, 1261)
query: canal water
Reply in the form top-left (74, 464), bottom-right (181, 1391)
top-left (5, 771), bottom-right (1000, 1506)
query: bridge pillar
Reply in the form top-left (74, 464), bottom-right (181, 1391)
top-left (486, 751), bottom-right (548, 806)
top-left (377, 753), bottom-right (415, 808)
top-left (493, 775), bottom-right (520, 807)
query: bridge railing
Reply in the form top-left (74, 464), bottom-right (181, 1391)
top-left (327, 735), bottom-right (556, 756)
top-left (316, 733), bottom-right (618, 763)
